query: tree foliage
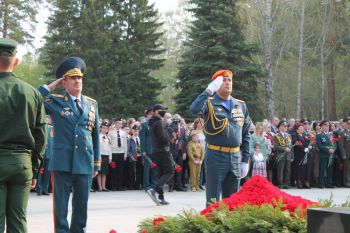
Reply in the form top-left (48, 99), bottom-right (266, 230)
top-left (174, 0), bottom-right (262, 121)
top-left (41, 0), bottom-right (164, 119)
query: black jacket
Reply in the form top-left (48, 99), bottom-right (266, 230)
top-left (149, 115), bottom-right (170, 153)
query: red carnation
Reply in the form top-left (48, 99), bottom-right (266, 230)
top-left (331, 137), bottom-right (339, 142)
top-left (201, 176), bottom-right (317, 216)
top-left (175, 165), bottom-right (182, 173)
top-left (39, 168), bottom-right (45, 174)
top-left (150, 162), bottom-right (157, 169)
top-left (109, 230), bottom-right (117, 233)
top-left (296, 141), bottom-right (303, 146)
top-left (339, 163), bottom-right (345, 171)
top-left (109, 161), bottom-right (116, 169)
top-left (153, 217), bottom-right (165, 228)
top-left (141, 230), bottom-right (148, 233)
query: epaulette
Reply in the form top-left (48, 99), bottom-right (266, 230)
top-left (85, 96), bottom-right (97, 104)
top-left (208, 97), bottom-right (214, 100)
top-left (51, 94), bottom-right (64, 98)
top-left (234, 98), bottom-right (245, 103)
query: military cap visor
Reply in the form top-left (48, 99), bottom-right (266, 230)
top-left (153, 104), bottom-right (167, 111)
top-left (55, 56), bottom-right (86, 79)
top-left (0, 38), bottom-right (17, 57)
top-left (277, 120), bottom-right (288, 129)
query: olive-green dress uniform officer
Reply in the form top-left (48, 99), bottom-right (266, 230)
top-left (316, 120), bottom-right (334, 189)
top-left (190, 70), bottom-right (251, 206)
top-left (338, 117), bottom-right (350, 188)
top-left (38, 57), bottom-right (100, 233)
top-left (0, 38), bottom-right (47, 233)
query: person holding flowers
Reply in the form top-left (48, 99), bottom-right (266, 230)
top-left (187, 133), bottom-right (205, 191)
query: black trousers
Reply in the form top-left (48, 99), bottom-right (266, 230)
top-left (169, 153), bottom-right (183, 189)
top-left (135, 156), bottom-right (143, 189)
top-left (153, 151), bottom-right (174, 198)
top-left (111, 153), bottom-right (125, 190)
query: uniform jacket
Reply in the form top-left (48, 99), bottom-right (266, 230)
top-left (190, 90), bottom-right (251, 163)
top-left (273, 132), bottom-right (293, 160)
top-left (109, 129), bottom-right (128, 157)
top-left (99, 133), bottom-right (111, 159)
top-left (338, 129), bottom-right (350, 159)
top-left (316, 131), bottom-right (333, 158)
top-left (187, 141), bottom-right (204, 163)
top-left (149, 115), bottom-right (170, 153)
top-left (0, 72), bottom-right (46, 177)
top-left (127, 136), bottom-right (141, 162)
top-left (38, 86), bottom-right (100, 174)
top-left (139, 119), bottom-right (152, 155)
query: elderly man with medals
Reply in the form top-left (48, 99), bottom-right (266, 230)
top-left (38, 57), bottom-right (100, 233)
top-left (190, 70), bottom-right (251, 206)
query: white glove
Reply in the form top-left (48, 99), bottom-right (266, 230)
top-left (304, 148), bottom-right (309, 153)
top-left (206, 76), bottom-right (223, 95)
top-left (241, 162), bottom-right (249, 178)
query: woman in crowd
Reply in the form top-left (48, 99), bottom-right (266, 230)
top-left (98, 122), bottom-right (112, 192)
top-left (292, 123), bottom-right (311, 188)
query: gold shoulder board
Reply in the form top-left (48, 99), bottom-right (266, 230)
top-left (235, 98), bottom-right (245, 103)
top-left (85, 96), bottom-right (97, 104)
top-left (51, 94), bottom-right (64, 98)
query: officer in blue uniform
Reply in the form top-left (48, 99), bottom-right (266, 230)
top-left (316, 120), bottom-right (334, 189)
top-left (36, 115), bottom-right (54, 196)
top-left (190, 70), bottom-right (251, 206)
top-left (38, 56), bottom-right (100, 233)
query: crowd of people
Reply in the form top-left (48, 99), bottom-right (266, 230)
top-left (36, 114), bottom-right (350, 199)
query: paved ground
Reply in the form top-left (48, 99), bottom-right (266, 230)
top-left (27, 187), bottom-right (350, 233)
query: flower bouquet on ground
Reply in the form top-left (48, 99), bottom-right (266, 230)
top-left (138, 176), bottom-right (326, 233)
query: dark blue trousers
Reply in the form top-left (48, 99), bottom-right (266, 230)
top-left (52, 171), bottom-right (91, 233)
top-left (205, 149), bottom-right (241, 206)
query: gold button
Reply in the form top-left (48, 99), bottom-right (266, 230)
top-left (75, 145), bottom-right (78, 149)
top-left (75, 135), bottom-right (79, 138)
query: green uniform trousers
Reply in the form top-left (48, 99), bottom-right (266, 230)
top-left (0, 164), bottom-right (32, 233)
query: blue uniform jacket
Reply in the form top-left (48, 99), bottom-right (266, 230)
top-left (140, 120), bottom-right (152, 155)
top-left (316, 131), bottom-right (333, 158)
top-left (38, 86), bottom-right (100, 174)
top-left (190, 90), bottom-right (251, 163)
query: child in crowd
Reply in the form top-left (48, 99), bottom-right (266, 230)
top-left (252, 143), bottom-right (267, 178)
top-left (187, 133), bottom-right (204, 192)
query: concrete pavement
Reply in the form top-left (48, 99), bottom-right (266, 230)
top-left (27, 187), bottom-right (350, 233)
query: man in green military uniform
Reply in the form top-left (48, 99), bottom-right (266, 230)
top-left (338, 117), bottom-right (350, 188)
top-left (0, 38), bottom-right (47, 233)
top-left (190, 70), bottom-right (251, 206)
top-left (316, 120), bottom-right (335, 189)
top-left (38, 57), bottom-right (100, 233)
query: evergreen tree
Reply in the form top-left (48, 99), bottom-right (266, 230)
top-left (113, 0), bottom-right (164, 117)
top-left (175, 0), bottom-right (262, 120)
top-left (40, 0), bottom-right (165, 119)
top-left (0, 0), bottom-right (42, 44)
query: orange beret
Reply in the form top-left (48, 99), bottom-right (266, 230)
top-left (211, 70), bottom-right (233, 80)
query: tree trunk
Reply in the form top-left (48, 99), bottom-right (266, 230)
top-left (296, 0), bottom-right (305, 119)
top-left (327, 0), bottom-right (337, 120)
top-left (2, 0), bottom-right (9, 38)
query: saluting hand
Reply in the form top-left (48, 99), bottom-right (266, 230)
top-left (206, 76), bottom-right (223, 95)
top-left (47, 77), bottom-right (64, 92)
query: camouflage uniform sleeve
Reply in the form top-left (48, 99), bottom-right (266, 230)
top-left (240, 102), bottom-right (251, 163)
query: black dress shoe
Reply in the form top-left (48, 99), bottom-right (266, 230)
top-left (42, 192), bottom-right (50, 195)
top-left (168, 187), bottom-right (174, 192)
top-left (282, 185), bottom-right (289, 189)
top-left (318, 185), bottom-right (325, 189)
top-left (175, 187), bottom-right (187, 192)
top-left (199, 185), bottom-right (205, 190)
top-left (102, 189), bottom-right (110, 192)
top-left (90, 189), bottom-right (96, 192)
top-left (325, 185), bottom-right (335, 188)
top-left (37, 193), bottom-right (42, 196)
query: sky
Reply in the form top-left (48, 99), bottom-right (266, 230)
top-left (18, 0), bottom-right (179, 57)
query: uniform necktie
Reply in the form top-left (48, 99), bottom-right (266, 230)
top-left (117, 130), bottom-right (121, 147)
top-left (74, 99), bottom-right (83, 114)
top-left (136, 137), bottom-right (140, 147)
